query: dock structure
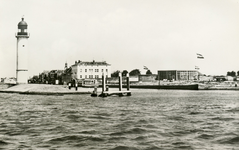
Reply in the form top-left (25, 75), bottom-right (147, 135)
top-left (97, 72), bottom-right (131, 97)
top-left (101, 90), bottom-right (131, 97)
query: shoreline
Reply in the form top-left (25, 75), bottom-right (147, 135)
top-left (0, 84), bottom-right (91, 95)
top-left (0, 83), bottom-right (239, 95)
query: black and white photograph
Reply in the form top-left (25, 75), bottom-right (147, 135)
top-left (0, 0), bottom-right (239, 149)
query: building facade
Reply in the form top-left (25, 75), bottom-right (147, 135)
top-left (158, 70), bottom-right (199, 81)
top-left (16, 17), bottom-right (29, 84)
top-left (139, 74), bottom-right (157, 82)
top-left (71, 60), bottom-right (111, 80)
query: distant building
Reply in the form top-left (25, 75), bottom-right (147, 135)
top-left (139, 74), bottom-right (157, 82)
top-left (214, 76), bottom-right (234, 82)
top-left (71, 60), bottom-right (111, 80)
top-left (199, 75), bottom-right (214, 81)
top-left (2, 77), bottom-right (17, 84)
top-left (158, 70), bottom-right (199, 81)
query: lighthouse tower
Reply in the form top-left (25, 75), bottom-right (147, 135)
top-left (16, 17), bottom-right (29, 84)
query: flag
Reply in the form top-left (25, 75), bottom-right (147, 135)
top-left (196, 53), bottom-right (204, 59)
top-left (143, 66), bottom-right (149, 70)
top-left (195, 66), bottom-right (200, 70)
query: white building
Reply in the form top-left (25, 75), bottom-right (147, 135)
top-left (71, 60), bottom-right (111, 79)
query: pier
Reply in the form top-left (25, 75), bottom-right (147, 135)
top-left (96, 72), bottom-right (131, 97)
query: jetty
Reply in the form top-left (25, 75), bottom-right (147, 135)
top-left (96, 72), bottom-right (131, 97)
top-left (0, 84), bottom-right (91, 95)
top-left (106, 84), bottom-right (199, 90)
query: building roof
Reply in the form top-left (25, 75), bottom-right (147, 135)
top-left (158, 70), bottom-right (198, 72)
top-left (72, 60), bottom-right (111, 67)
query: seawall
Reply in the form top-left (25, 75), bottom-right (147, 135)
top-left (0, 84), bottom-right (91, 95)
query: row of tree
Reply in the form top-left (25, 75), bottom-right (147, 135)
top-left (226, 71), bottom-right (239, 77)
top-left (111, 69), bottom-right (153, 77)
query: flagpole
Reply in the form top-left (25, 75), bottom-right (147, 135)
top-left (196, 53), bottom-right (204, 81)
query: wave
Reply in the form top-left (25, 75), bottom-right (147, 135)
top-left (93, 112), bottom-right (112, 117)
top-left (66, 114), bottom-right (81, 120)
top-left (143, 146), bottom-right (164, 150)
top-left (189, 111), bottom-right (202, 115)
top-left (226, 107), bottom-right (239, 112)
top-left (217, 136), bottom-right (239, 144)
top-left (108, 136), bottom-right (127, 141)
top-left (197, 133), bottom-right (214, 139)
top-left (172, 141), bottom-right (193, 149)
top-left (47, 135), bottom-right (105, 144)
top-left (88, 115), bottom-right (109, 120)
top-left (135, 136), bottom-right (148, 141)
top-left (110, 127), bottom-right (147, 136)
top-left (110, 146), bottom-right (139, 150)
top-left (0, 140), bottom-right (8, 145)
top-left (78, 130), bottom-right (96, 134)
top-left (47, 135), bottom-right (86, 144)
top-left (168, 116), bottom-right (185, 121)
top-left (211, 117), bottom-right (235, 121)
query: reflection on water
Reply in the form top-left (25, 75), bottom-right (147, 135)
top-left (0, 89), bottom-right (238, 149)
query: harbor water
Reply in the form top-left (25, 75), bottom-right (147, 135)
top-left (0, 89), bottom-right (238, 150)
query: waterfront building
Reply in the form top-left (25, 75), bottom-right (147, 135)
top-left (139, 74), bottom-right (157, 82)
top-left (158, 70), bottom-right (199, 81)
top-left (71, 60), bottom-right (111, 80)
top-left (16, 17), bottom-right (30, 84)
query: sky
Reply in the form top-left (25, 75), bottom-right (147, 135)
top-left (0, 0), bottom-right (239, 78)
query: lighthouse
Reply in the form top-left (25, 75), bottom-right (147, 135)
top-left (16, 17), bottom-right (29, 84)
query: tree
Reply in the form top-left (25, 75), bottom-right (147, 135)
top-left (227, 71), bottom-right (231, 76)
top-left (231, 71), bottom-right (236, 77)
top-left (129, 69), bottom-right (141, 76)
top-left (227, 71), bottom-right (236, 76)
top-left (122, 70), bottom-right (128, 76)
top-left (237, 71), bottom-right (239, 76)
top-left (111, 70), bottom-right (120, 77)
top-left (146, 70), bottom-right (152, 75)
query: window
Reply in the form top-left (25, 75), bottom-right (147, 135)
top-left (95, 75), bottom-right (99, 79)
top-left (80, 69), bottom-right (82, 72)
top-left (102, 69), bottom-right (104, 72)
top-left (85, 69), bottom-right (87, 72)
top-left (106, 69), bottom-right (108, 72)
top-left (85, 75), bottom-right (87, 78)
top-left (95, 69), bottom-right (99, 72)
top-left (80, 75), bottom-right (82, 78)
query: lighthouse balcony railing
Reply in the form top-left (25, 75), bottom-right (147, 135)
top-left (16, 32), bottom-right (30, 37)
top-left (17, 32), bottom-right (28, 35)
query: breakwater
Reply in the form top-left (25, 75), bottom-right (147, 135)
top-left (106, 84), bottom-right (199, 90)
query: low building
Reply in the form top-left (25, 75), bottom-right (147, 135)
top-left (199, 75), bottom-right (214, 81)
top-left (158, 70), bottom-right (199, 81)
top-left (139, 74), bottom-right (157, 82)
top-left (71, 60), bottom-right (111, 80)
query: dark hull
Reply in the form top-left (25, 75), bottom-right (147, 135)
top-left (104, 84), bottom-right (198, 90)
